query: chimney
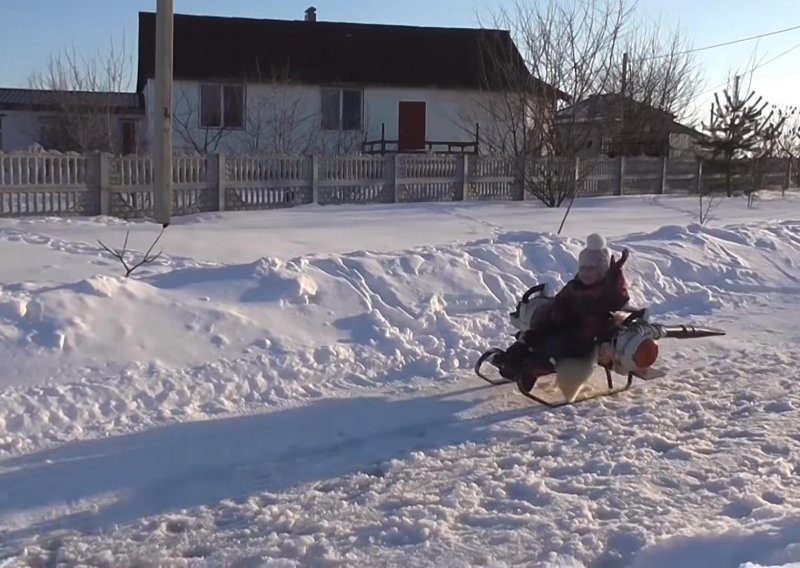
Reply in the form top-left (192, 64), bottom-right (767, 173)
top-left (304, 7), bottom-right (317, 22)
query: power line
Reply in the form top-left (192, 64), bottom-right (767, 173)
top-left (645, 23), bottom-right (800, 60)
top-left (695, 38), bottom-right (800, 99)
top-left (751, 39), bottom-right (800, 71)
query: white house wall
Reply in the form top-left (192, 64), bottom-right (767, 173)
top-left (1, 108), bottom-right (143, 154)
top-left (0, 110), bottom-right (44, 151)
top-left (364, 88), bottom-right (518, 153)
top-left (363, 86), bottom-right (485, 144)
top-left (143, 78), bottom-right (504, 155)
top-left (148, 80), bottom-right (309, 154)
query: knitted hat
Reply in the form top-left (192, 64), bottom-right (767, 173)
top-left (578, 233), bottom-right (611, 274)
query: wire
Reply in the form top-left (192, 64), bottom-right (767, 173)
top-left (695, 38), bottom-right (800, 99)
top-left (645, 23), bottom-right (800, 60)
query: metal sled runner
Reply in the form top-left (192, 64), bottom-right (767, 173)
top-left (474, 348), bottom-right (666, 407)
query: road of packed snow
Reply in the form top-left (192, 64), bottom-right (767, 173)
top-left (1, 193), bottom-right (799, 567)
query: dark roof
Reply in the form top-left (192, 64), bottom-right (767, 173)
top-left (136, 12), bottom-right (560, 96)
top-left (557, 93), bottom-right (677, 122)
top-left (557, 93), bottom-right (704, 137)
top-left (0, 87), bottom-right (142, 112)
top-left (670, 121), bottom-right (704, 138)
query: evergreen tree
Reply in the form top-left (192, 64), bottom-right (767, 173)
top-left (699, 77), bottom-right (782, 196)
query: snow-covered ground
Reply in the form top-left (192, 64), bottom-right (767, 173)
top-left (1, 192), bottom-right (799, 567)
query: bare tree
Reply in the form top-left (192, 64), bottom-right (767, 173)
top-left (172, 85), bottom-right (235, 154)
top-left (98, 228), bottom-right (165, 278)
top-left (599, 17), bottom-right (705, 158)
top-left (315, 126), bottom-right (368, 156)
top-left (472, 0), bottom-right (631, 153)
top-left (698, 186), bottom-right (720, 225)
top-left (28, 35), bottom-right (135, 153)
top-left (464, 0), bottom-right (632, 209)
top-left (244, 90), bottom-right (314, 154)
top-left (613, 16), bottom-right (705, 124)
top-left (230, 64), bottom-right (317, 155)
top-left (774, 105), bottom-right (800, 190)
top-left (467, 0), bottom-right (702, 212)
top-left (748, 103), bottom-right (788, 206)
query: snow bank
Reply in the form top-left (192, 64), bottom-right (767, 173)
top-left (1, 219), bottom-right (798, 457)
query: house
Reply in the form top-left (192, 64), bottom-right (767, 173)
top-left (668, 123), bottom-right (708, 160)
top-left (0, 87), bottom-right (143, 153)
top-left (136, 8), bottom-right (559, 155)
top-left (555, 93), bottom-right (705, 159)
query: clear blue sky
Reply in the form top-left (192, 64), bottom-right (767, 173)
top-left (2, 0), bottom-right (799, 121)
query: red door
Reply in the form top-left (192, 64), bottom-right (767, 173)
top-left (398, 101), bottom-right (426, 151)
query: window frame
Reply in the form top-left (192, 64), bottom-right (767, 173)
top-left (320, 87), bottom-right (364, 132)
top-left (199, 83), bottom-right (246, 130)
top-left (120, 119), bottom-right (138, 155)
top-left (38, 115), bottom-right (64, 145)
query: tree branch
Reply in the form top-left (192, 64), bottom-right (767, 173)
top-left (98, 227), bottom-right (165, 278)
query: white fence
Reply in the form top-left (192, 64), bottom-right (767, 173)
top-left (0, 151), bottom-right (794, 218)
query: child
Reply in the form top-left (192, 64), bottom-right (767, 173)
top-left (495, 233), bottom-right (631, 397)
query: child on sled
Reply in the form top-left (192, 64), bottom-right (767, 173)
top-left (493, 233), bottom-right (631, 400)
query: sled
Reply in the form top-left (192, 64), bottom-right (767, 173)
top-left (474, 284), bottom-right (726, 408)
top-left (474, 350), bottom-right (664, 407)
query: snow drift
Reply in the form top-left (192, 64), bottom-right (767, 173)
top-left (1, 219), bottom-right (796, 456)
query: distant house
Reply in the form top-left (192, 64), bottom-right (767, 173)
top-left (136, 8), bottom-right (558, 155)
top-left (555, 93), bottom-right (705, 159)
top-left (0, 88), bottom-right (143, 153)
top-left (668, 122), bottom-right (708, 160)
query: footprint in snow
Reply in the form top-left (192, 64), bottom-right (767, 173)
top-left (764, 400), bottom-right (794, 413)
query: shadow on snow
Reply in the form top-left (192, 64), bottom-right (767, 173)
top-left (0, 383), bottom-right (541, 543)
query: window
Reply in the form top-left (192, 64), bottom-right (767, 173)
top-left (601, 135), bottom-right (613, 154)
top-left (121, 120), bottom-right (137, 154)
top-left (320, 88), bottom-right (363, 131)
top-left (39, 116), bottom-right (68, 149)
top-left (200, 84), bottom-right (245, 128)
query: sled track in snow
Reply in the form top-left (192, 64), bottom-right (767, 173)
top-left (3, 330), bottom-right (799, 565)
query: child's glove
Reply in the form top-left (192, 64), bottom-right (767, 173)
top-left (609, 248), bottom-right (629, 275)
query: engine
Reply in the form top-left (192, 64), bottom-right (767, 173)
top-left (509, 294), bottom-right (551, 333)
top-left (603, 320), bottom-right (663, 376)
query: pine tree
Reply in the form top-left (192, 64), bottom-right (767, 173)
top-left (699, 77), bottom-right (779, 196)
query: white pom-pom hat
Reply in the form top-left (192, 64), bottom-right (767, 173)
top-left (578, 232), bottom-right (610, 274)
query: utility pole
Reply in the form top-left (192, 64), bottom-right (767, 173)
top-left (619, 51), bottom-right (628, 160)
top-left (621, 52), bottom-right (629, 97)
top-left (154, 0), bottom-right (173, 227)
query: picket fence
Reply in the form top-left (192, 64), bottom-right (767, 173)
top-left (0, 151), bottom-right (793, 218)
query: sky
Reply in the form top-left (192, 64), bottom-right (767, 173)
top-left (1, 0), bottom-right (799, 124)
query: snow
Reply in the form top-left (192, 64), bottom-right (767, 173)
top-left (1, 192), bottom-right (799, 567)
